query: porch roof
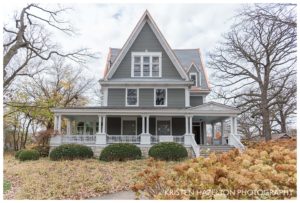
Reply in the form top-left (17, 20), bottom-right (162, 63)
top-left (51, 102), bottom-right (240, 117)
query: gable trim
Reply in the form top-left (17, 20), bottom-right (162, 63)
top-left (188, 101), bottom-right (240, 113)
top-left (105, 10), bottom-right (188, 80)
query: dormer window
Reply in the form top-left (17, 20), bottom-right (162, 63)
top-left (131, 52), bottom-right (162, 77)
top-left (189, 73), bottom-right (198, 87)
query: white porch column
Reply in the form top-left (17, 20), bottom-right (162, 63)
top-left (185, 116), bottom-right (189, 134)
top-left (230, 117), bottom-right (234, 135)
top-left (234, 117), bottom-right (238, 134)
top-left (203, 122), bottom-right (207, 144)
top-left (142, 115), bottom-right (145, 134)
top-left (211, 123), bottom-right (215, 145)
top-left (66, 119), bottom-right (71, 135)
top-left (189, 116), bottom-right (193, 134)
top-left (98, 115), bottom-right (102, 134)
top-left (57, 115), bottom-right (62, 134)
top-left (53, 115), bottom-right (58, 131)
top-left (146, 115), bottom-right (150, 134)
top-left (221, 120), bottom-right (225, 145)
top-left (102, 115), bottom-right (107, 134)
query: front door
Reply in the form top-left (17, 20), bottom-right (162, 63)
top-left (193, 126), bottom-right (201, 144)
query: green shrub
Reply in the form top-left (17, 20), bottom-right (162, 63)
top-left (148, 142), bottom-right (188, 161)
top-left (18, 149), bottom-right (40, 161)
top-left (99, 143), bottom-right (142, 161)
top-left (31, 145), bottom-right (50, 157)
top-left (50, 144), bottom-right (94, 161)
top-left (15, 149), bottom-right (24, 159)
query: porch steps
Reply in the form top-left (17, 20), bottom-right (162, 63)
top-left (199, 145), bottom-right (235, 157)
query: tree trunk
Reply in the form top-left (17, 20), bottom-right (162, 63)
top-left (279, 110), bottom-right (287, 133)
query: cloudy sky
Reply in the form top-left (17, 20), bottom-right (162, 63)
top-left (3, 3), bottom-right (243, 82)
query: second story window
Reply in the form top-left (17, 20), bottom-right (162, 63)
top-left (189, 73), bottom-right (198, 87)
top-left (154, 88), bottom-right (167, 106)
top-left (132, 52), bottom-right (162, 77)
top-left (126, 88), bottom-right (139, 106)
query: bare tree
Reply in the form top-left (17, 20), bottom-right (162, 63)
top-left (3, 4), bottom-right (94, 89)
top-left (209, 4), bottom-right (296, 141)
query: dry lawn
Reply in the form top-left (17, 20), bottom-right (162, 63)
top-left (3, 155), bottom-right (176, 200)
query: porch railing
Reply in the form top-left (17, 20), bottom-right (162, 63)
top-left (229, 134), bottom-right (245, 151)
top-left (107, 135), bottom-right (141, 144)
top-left (150, 135), bottom-right (184, 144)
top-left (62, 135), bottom-right (96, 144)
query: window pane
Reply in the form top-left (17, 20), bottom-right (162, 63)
top-left (134, 64), bottom-right (141, 76)
top-left (134, 56), bottom-right (141, 63)
top-left (152, 56), bottom-right (159, 63)
top-left (127, 89), bottom-right (137, 105)
top-left (143, 64), bottom-right (150, 76)
top-left (191, 75), bottom-right (196, 86)
top-left (123, 120), bottom-right (136, 135)
top-left (157, 120), bottom-right (171, 135)
top-left (156, 89), bottom-right (166, 106)
top-left (143, 56), bottom-right (150, 63)
top-left (152, 64), bottom-right (159, 76)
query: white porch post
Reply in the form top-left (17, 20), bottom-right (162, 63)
top-left (211, 123), bottom-right (215, 145)
top-left (234, 117), bottom-right (238, 134)
top-left (230, 117), bottom-right (234, 135)
top-left (221, 120), bottom-right (225, 145)
top-left (53, 115), bottom-right (58, 131)
top-left (203, 121), bottom-right (207, 144)
top-left (189, 116), bottom-right (193, 134)
top-left (98, 115), bottom-right (102, 134)
top-left (103, 115), bottom-right (107, 134)
top-left (185, 116), bottom-right (189, 134)
top-left (66, 119), bottom-right (71, 135)
top-left (57, 115), bottom-right (62, 134)
top-left (142, 115), bottom-right (145, 134)
top-left (146, 115), bottom-right (150, 134)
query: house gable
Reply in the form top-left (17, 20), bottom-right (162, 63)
top-left (105, 10), bottom-right (188, 80)
top-left (188, 101), bottom-right (240, 114)
top-left (187, 63), bottom-right (208, 89)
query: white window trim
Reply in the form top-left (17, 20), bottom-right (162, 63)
top-left (189, 72), bottom-right (198, 87)
top-left (125, 88), bottom-right (139, 107)
top-left (154, 88), bottom-right (168, 107)
top-left (156, 117), bottom-right (172, 135)
top-left (131, 52), bottom-right (162, 78)
top-left (121, 117), bottom-right (137, 135)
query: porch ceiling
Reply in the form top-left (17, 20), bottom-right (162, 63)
top-left (193, 116), bottom-right (230, 124)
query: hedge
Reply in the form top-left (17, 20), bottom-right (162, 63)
top-left (31, 145), bottom-right (50, 157)
top-left (99, 143), bottom-right (142, 161)
top-left (18, 149), bottom-right (40, 161)
top-left (148, 142), bottom-right (188, 161)
top-left (50, 144), bottom-right (94, 161)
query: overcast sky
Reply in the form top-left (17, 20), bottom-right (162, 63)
top-left (3, 3), bottom-right (243, 81)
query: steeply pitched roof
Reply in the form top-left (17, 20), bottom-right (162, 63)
top-left (105, 10), bottom-right (189, 80)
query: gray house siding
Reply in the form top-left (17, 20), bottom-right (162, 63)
top-left (112, 22), bottom-right (182, 79)
top-left (168, 89), bottom-right (185, 108)
top-left (107, 117), bottom-right (121, 135)
top-left (108, 88), bottom-right (185, 107)
top-left (190, 96), bottom-right (203, 107)
top-left (139, 89), bottom-right (153, 107)
top-left (107, 88), bottom-right (125, 107)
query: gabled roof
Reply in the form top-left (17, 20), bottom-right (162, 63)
top-left (105, 10), bottom-right (189, 80)
top-left (188, 101), bottom-right (240, 114)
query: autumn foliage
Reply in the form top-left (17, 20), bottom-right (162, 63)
top-left (132, 139), bottom-right (297, 199)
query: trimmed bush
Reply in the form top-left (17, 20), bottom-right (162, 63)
top-left (15, 149), bottom-right (24, 159)
top-left (148, 142), bottom-right (188, 161)
top-left (50, 144), bottom-right (94, 161)
top-left (18, 149), bottom-right (40, 161)
top-left (31, 145), bottom-right (50, 157)
top-left (99, 143), bottom-right (142, 161)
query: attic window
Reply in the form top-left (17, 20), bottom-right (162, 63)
top-left (131, 52), bottom-right (162, 77)
top-left (189, 73), bottom-right (198, 87)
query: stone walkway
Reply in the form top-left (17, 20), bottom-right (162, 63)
top-left (89, 190), bottom-right (147, 200)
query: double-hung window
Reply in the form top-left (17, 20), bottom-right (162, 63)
top-left (154, 88), bottom-right (167, 106)
top-left (189, 73), bottom-right (198, 87)
top-left (132, 52), bottom-right (162, 77)
top-left (126, 88), bottom-right (139, 106)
